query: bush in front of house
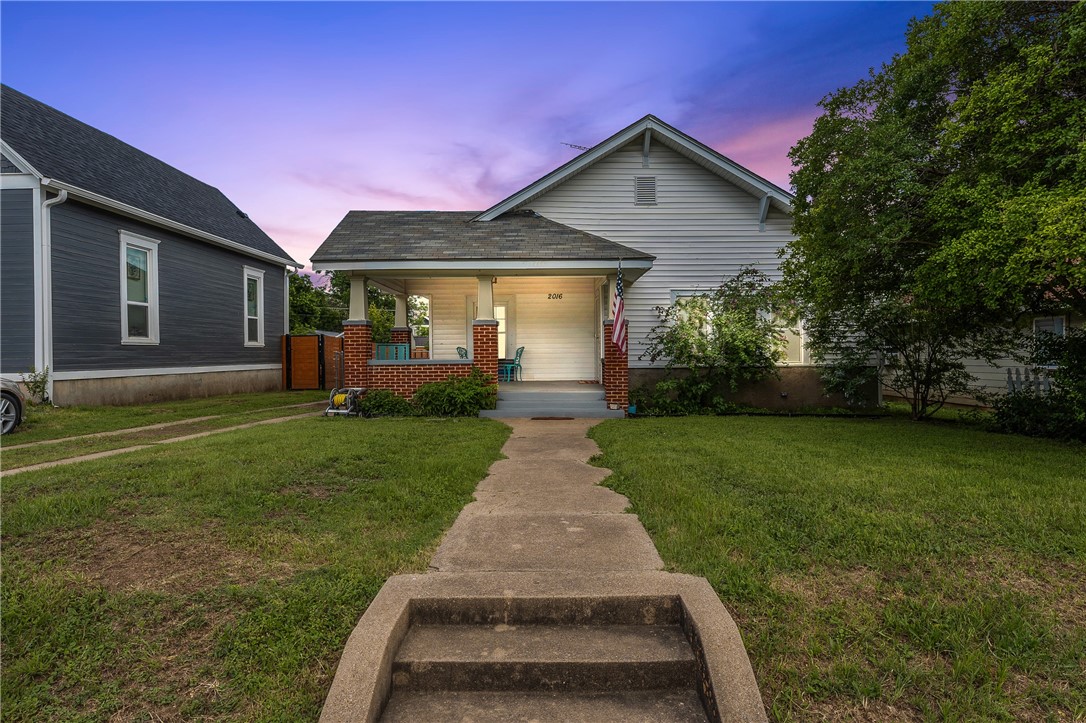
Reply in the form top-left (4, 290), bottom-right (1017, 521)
top-left (413, 368), bottom-right (497, 417)
top-left (356, 389), bottom-right (417, 418)
top-left (986, 328), bottom-right (1086, 442)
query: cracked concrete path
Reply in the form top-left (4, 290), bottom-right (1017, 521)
top-left (429, 419), bottom-right (664, 573)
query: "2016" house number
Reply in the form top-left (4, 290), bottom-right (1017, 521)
top-left (547, 293), bottom-right (563, 300)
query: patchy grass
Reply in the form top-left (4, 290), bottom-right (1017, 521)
top-left (590, 416), bottom-right (1086, 722)
top-left (1, 416), bottom-right (509, 721)
top-left (2, 405), bottom-right (321, 470)
top-left (5, 390), bottom-right (327, 445)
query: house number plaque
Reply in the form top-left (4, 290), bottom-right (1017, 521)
top-left (547, 293), bottom-right (564, 300)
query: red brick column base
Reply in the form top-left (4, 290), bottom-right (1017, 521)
top-left (603, 319), bottom-right (628, 411)
top-left (390, 327), bottom-right (412, 345)
top-left (472, 320), bottom-right (499, 384)
top-left (342, 320), bottom-right (372, 389)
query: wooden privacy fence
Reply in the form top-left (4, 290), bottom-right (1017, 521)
top-left (282, 334), bottom-right (344, 390)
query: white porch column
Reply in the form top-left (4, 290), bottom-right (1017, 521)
top-left (476, 275), bottom-right (495, 320)
top-left (605, 274), bottom-right (617, 319)
top-left (393, 293), bottom-right (408, 327)
top-left (348, 275), bottom-right (369, 321)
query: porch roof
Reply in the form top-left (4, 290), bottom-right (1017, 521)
top-left (311, 210), bottom-right (655, 272)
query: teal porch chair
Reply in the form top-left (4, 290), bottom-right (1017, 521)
top-left (456, 346), bottom-right (469, 359)
top-left (499, 346), bottom-right (525, 382)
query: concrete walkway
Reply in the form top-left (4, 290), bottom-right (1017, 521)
top-left (321, 418), bottom-right (768, 722)
top-left (430, 419), bottom-right (663, 573)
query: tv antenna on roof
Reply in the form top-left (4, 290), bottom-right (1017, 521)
top-left (561, 142), bottom-right (590, 151)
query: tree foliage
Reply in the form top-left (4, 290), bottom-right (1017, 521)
top-left (641, 267), bottom-right (790, 408)
top-left (784, 1), bottom-right (1084, 419)
top-left (287, 271), bottom-right (347, 334)
top-left (288, 272), bottom-right (428, 343)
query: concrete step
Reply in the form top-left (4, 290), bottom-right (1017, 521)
top-left (498, 391), bottom-right (606, 402)
top-left (481, 407), bottom-right (624, 419)
top-left (496, 401), bottom-right (609, 411)
top-left (380, 689), bottom-right (709, 722)
top-left (392, 623), bottom-right (697, 692)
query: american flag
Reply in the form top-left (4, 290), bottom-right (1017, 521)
top-left (611, 261), bottom-right (627, 355)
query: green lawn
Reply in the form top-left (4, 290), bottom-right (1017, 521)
top-left (5, 390), bottom-right (328, 445)
top-left (1, 416), bottom-right (509, 721)
top-left (590, 417), bottom-right (1086, 722)
top-left (2, 404), bottom-right (323, 470)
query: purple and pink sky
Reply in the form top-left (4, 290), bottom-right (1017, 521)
top-left (2, 1), bottom-right (928, 268)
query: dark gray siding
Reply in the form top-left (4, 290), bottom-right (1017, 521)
top-left (1, 189), bottom-right (36, 372)
top-left (1, 153), bottom-right (22, 174)
top-left (51, 200), bottom-right (286, 371)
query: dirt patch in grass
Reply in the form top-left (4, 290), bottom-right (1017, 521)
top-left (104, 604), bottom-right (237, 721)
top-left (962, 554), bottom-right (1086, 627)
top-left (773, 567), bottom-right (884, 607)
top-left (802, 699), bottom-right (920, 722)
top-left (20, 520), bottom-right (294, 594)
top-left (278, 483), bottom-right (349, 500)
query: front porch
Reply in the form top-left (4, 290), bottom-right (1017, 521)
top-left (339, 272), bottom-right (636, 412)
top-left (311, 209), bottom-right (655, 412)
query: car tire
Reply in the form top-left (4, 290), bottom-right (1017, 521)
top-left (1, 391), bottom-right (22, 435)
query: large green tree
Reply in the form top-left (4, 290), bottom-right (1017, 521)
top-left (784, 1), bottom-right (1085, 419)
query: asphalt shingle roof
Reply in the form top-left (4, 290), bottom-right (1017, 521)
top-left (0, 84), bottom-right (293, 264)
top-left (312, 210), bottom-right (655, 265)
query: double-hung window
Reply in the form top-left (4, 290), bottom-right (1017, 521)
top-left (244, 267), bottom-right (265, 346)
top-left (120, 231), bottom-right (160, 344)
top-left (1033, 316), bottom-right (1066, 369)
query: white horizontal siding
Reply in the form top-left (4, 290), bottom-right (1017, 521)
top-left (406, 276), bottom-right (600, 381)
top-left (946, 314), bottom-right (1085, 404)
top-left (525, 141), bottom-right (795, 367)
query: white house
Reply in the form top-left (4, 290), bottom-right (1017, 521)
top-left (311, 115), bottom-right (857, 413)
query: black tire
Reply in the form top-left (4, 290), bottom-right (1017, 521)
top-left (1, 391), bottom-right (22, 435)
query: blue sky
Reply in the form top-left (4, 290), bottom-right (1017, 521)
top-left (1, 1), bottom-right (929, 266)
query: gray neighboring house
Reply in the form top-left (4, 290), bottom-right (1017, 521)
top-left (1, 84), bottom-right (297, 405)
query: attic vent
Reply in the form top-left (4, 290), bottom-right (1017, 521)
top-left (634, 176), bottom-right (656, 205)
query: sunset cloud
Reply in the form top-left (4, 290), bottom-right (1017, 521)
top-left (1, 1), bottom-right (926, 268)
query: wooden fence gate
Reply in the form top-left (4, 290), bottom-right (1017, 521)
top-left (281, 334), bottom-right (343, 390)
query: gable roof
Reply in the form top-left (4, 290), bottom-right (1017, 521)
top-left (475, 114), bottom-right (794, 222)
top-left (0, 84), bottom-right (296, 266)
top-left (312, 210), bottom-right (654, 267)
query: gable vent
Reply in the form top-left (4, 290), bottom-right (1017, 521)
top-left (634, 176), bottom-right (657, 205)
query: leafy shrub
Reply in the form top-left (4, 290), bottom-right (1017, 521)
top-left (413, 368), bottom-right (496, 417)
top-left (631, 382), bottom-right (742, 417)
top-left (986, 328), bottom-right (1086, 442)
top-left (22, 366), bottom-right (50, 404)
top-left (641, 267), bottom-right (791, 409)
top-left (356, 389), bottom-right (416, 418)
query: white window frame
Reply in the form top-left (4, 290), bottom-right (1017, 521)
top-left (119, 231), bottom-right (160, 345)
top-left (670, 289), bottom-right (808, 365)
top-left (1033, 316), bottom-right (1066, 369)
top-left (244, 266), bottom-right (265, 347)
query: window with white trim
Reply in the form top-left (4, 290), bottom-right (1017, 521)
top-left (244, 267), bottom-right (265, 346)
top-left (1033, 316), bottom-right (1066, 369)
top-left (1033, 316), bottom-right (1065, 339)
top-left (120, 231), bottom-right (160, 344)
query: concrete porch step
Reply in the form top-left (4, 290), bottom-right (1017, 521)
top-left (480, 408), bottom-right (625, 419)
top-left (392, 623), bottom-right (696, 692)
top-left (498, 390), bottom-right (606, 402)
top-left (380, 689), bottom-right (709, 722)
top-left (496, 400), bottom-right (609, 411)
